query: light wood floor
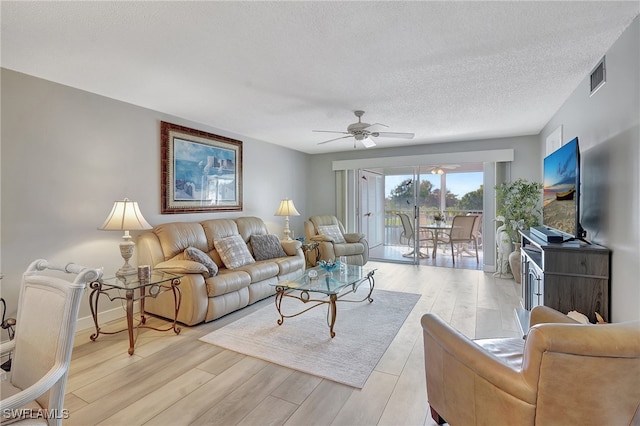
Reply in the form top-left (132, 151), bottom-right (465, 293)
top-left (66, 261), bottom-right (522, 426)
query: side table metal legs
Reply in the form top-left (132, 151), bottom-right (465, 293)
top-left (88, 278), bottom-right (182, 355)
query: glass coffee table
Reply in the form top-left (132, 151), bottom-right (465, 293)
top-left (272, 264), bottom-right (375, 338)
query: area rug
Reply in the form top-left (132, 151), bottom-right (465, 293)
top-left (199, 289), bottom-right (420, 388)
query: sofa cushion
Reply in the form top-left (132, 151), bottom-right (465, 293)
top-left (184, 247), bottom-right (218, 277)
top-left (251, 234), bottom-right (287, 261)
top-left (275, 255), bottom-right (306, 276)
top-left (214, 235), bottom-right (255, 269)
top-left (153, 222), bottom-right (208, 260)
top-left (236, 216), bottom-right (269, 242)
top-left (201, 219), bottom-right (239, 251)
top-left (205, 270), bottom-right (251, 297)
top-left (235, 260), bottom-right (279, 283)
top-left (317, 224), bottom-right (346, 243)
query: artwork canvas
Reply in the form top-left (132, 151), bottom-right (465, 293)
top-left (161, 121), bottom-right (243, 213)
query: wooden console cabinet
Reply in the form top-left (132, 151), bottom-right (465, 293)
top-left (519, 230), bottom-right (610, 324)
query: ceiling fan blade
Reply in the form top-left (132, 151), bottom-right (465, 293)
top-left (312, 130), bottom-right (350, 135)
top-left (317, 135), bottom-right (354, 145)
top-left (363, 122), bottom-right (389, 130)
top-left (361, 137), bottom-right (376, 148)
top-left (372, 131), bottom-right (415, 139)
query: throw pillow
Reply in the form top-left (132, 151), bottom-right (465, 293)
top-left (251, 234), bottom-right (287, 261)
top-left (317, 224), bottom-right (346, 243)
top-left (214, 235), bottom-right (255, 269)
top-left (183, 246), bottom-right (218, 277)
top-left (155, 259), bottom-right (208, 275)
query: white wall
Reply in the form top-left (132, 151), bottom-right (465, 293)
top-left (0, 69), bottom-right (309, 321)
top-left (539, 16), bottom-right (639, 322)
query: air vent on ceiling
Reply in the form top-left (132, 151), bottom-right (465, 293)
top-left (590, 56), bottom-right (606, 96)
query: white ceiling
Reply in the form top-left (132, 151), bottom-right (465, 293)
top-left (2, 1), bottom-right (638, 154)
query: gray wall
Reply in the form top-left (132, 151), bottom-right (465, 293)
top-left (0, 69), bottom-right (309, 322)
top-left (539, 16), bottom-right (639, 322)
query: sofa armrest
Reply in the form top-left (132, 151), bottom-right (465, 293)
top-left (343, 232), bottom-right (365, 243)
top-left (144, 273), bottom-right (209, 325)
top-left (280, 239), bottom-right (302, 256)
top-left (311, 234), bottom-right (333, 242)
top-left (529, 305), bottom-right (578, 327)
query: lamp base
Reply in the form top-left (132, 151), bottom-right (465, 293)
top-left (116, 264), bottom-right (137, 277)
top-left (116, 239), bottom-right (137, 277)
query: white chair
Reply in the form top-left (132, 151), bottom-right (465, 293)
top-left (0, 259), bottom-right (101, 426)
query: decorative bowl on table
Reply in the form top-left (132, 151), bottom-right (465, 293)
top-left (318, 260), bottom-right (339, 273)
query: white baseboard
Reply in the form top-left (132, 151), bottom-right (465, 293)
top-left (76, 301), bottom-right (139, 332)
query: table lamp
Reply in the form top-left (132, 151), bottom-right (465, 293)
top-left (99, 198), bottom-right (152, 277)
top-left (274, 198), bottom-right (300, 240)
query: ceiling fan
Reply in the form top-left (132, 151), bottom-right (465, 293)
top-left (427, 164), bottom-right (460, 175)
top-left (314, 110), bottom-right (414, 148)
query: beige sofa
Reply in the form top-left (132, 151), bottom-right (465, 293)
top-left (137, 216), bottom-right (305, 326)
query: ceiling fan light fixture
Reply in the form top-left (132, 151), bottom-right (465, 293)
top-left (314, 110), bottom-right (413, 148)
top-left (432, 168), bottom-right (445, 175)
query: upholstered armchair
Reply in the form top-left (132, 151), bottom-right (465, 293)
top-left (0, 260), bottom-right (102, 426)
top-left (422, 305), bottom-right (640, 426)
top-left (304, 215), bottom-right (369, 266)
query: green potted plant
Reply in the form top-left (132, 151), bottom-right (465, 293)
top-left (495, 178), bottom-right (543, 242)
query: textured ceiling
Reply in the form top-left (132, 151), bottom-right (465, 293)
top-left (2, 1), bottom-right (638, 154)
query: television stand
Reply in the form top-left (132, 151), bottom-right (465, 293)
top-left (517, 230), bottom-right (610, 329)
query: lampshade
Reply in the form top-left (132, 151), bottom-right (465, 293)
top-left (99, 198), bottom-right (152, 277)
top-left (274, 199), bottom-right (300, 217)
top-left (99, 198), bottom-right (152, 231)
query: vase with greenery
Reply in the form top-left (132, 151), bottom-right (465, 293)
top-left (495, 178), bottom-right (543, 242)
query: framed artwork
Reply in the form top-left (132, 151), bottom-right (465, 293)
top-left (161, 121), bottom-right (243, 214)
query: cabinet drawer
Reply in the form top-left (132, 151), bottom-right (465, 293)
top-left (544, 251), bottom-right (609, 277)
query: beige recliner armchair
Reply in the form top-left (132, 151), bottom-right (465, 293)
top-left (304, 215), bottom-right (369, 266)
top-left (422, 305), bottom-right (640, 426)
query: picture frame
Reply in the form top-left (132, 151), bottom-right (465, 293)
top-left (161, 121), bottom-right (243, 214)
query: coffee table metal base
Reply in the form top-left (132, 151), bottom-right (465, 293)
top-left (274, 271), bottom-right (375, 338)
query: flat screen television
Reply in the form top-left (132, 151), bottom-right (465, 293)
top-left (542, 137), bottom-right (583, 240)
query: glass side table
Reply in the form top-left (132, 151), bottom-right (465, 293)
top-left (301, 241), bottom-right (320, 267)
top-left (88, 270), bottom-right (182, 355)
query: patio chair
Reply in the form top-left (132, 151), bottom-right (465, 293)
top-left (398, 213), bottom-right (433, 257)
top-left (439, 215), bottom-right (479, 265)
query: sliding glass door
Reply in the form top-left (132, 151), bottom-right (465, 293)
top-left (357, 163), bottom-right (485, 266)
top-left (362, 166), bottom-right (421, 264)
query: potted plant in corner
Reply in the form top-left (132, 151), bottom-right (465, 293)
top-left (495, 178), bottom-right (543, 281)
